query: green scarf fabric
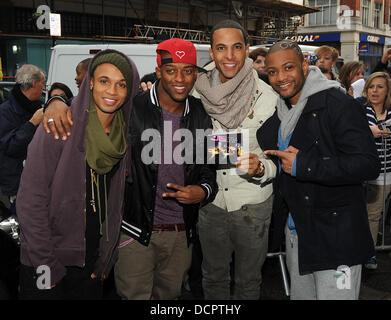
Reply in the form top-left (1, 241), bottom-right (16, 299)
top-left (86, 100), bottom-right (127, 175)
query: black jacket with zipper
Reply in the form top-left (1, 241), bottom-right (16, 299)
top-left (122, 81), bottom-right (217, 246)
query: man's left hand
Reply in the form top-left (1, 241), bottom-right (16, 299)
top-left (163, 183), bottom-right (206, 204)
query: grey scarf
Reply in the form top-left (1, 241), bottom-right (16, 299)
top-left (277, 66), bottom-right (344, 141)
top-left (194, 58), bottom-right (256, 129)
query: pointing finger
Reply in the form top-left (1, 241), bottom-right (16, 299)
top-left (264, 150), bottom-right (286, 158)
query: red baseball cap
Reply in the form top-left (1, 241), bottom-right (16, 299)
top-left (156, 38), bottom-right (206, 72)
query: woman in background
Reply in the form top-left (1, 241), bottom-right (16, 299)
top-left (362, 71), bottom-right (391, 270)
top-left (48, 82), bottom-right (74, 100)
top-left (339, 61), bottom-right (365, 96)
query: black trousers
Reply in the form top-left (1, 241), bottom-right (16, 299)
top-left (19, 262), bottom-right (103, 300)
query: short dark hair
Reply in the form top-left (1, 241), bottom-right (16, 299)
top-left (78, 58), bottom-right (92, 71)
top-left (249, 48), bottom-right (268, 61)
top-left (210, 19), bottom-right (248, 46)
top-left (267, 40), bottom-right (304, 63)
top-left (48, 82), bottom-right (74, 100)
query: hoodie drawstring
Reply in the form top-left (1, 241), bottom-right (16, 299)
top-left (90, 168), bottom-right (109, 241)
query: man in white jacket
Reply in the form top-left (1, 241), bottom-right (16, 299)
top-left (193, 19), bottom-right (277, 300)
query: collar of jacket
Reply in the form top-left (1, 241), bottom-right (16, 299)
top-left (299, 89), bottom-right (330, 115)
top-left (11, 84), bottom-right (42, 116)
top-left (150, 79), bottom-right (190, 117)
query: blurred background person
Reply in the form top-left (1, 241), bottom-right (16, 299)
top-left (362, 71), bottom-right (391, 270)
top-left (75, 58), bottom-right (91, 89)
top-left (0, 64), bottom-right (45, 217)
top-left (249, 47), bottom-right (269, 84)
top-left (249, 47), bottom-right (267, 75)
top-left (373, 48), bottom-right (391, 76)
top-left (339, 61), bottom-right (365, 97)
top-left (48, 82), bottom-right (74, 101)
top-left (314, 45), bottom-right (339, 80)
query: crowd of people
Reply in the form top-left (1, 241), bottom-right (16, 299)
top-left (0, 19), bottom-right (390, 300)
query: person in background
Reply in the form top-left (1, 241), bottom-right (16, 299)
top-left (372, 48), bottom-right (391, 75)
top-left (339, 61), bottom-right (365, 96)
top-left (75, 58), bottom-right (91, 89)
top-left (314, 45), bottom-right (339, 80)
top-left (0, 64), bottom-right (45, 217)
top-left (249, 48), bottom-right (267, 75)
top-left (48, 82), bottom-right (74, 101)
top-left (138, 72), bottom-right (158, 92)
top-left (361, 72), bottom-right (391, 270)
top-left (260, 39), bottom-right (380, 300)
top-left (17, 49), bottom-right (139, 300)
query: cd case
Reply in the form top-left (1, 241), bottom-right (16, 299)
top-left (206, 132), bottom-right (243, 165)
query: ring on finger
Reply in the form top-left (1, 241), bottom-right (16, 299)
top-left (47, 118), bottom-right (54, 123)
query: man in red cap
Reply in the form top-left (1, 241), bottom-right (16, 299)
top-left (114, 38), bottom-right (216, 300)
top-left (40, 38), bottom-right (217, 300)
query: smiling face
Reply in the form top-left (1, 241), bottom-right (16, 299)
top-left (266, 49), bottom-right (308, 105)
top-left (156, 51), bottom-right (197, 106)
top-left (90, 63), bottom-right (127, 115)
top-left (367, 77), bottom-right (388, 108)
top-left (209, 28), bottom-right (249, 83)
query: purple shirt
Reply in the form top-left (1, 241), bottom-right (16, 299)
top-left (153, 107), bottom-right (184, 225)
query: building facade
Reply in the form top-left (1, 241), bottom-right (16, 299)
top-left (0, 0), bottom-right (315, 79)
top-left (294, 0), bottom-right (391, 75)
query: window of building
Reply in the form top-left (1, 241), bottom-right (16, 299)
top-left (307, 0), bottom-right (338, 26)
top-left (374, 2), bottom-right (382, 29)
top-left (15, 7), bottom-right (34, 32)
top-left (362, 0), bottom-right (370, 27)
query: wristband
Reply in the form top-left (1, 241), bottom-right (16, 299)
top-left (43, 95), bottom-right (68, 113)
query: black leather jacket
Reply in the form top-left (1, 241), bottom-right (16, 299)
top-left (122, 81), bottom-right (217, 246)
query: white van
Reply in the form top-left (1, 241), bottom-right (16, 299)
top-left (46, 43), bottom-right (212, 97)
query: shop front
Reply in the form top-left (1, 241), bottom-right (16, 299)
top-left (285, 32), bottom-right (341, 52)
top-left (359, 33), bottom-right (384, 77)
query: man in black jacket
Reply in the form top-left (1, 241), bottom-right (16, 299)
top-left (258, 40), bottom-right (380, 300)
top-left (114, 38), bottom-right (217, 300)
top-left (0, 64), bottom-right (45, 216)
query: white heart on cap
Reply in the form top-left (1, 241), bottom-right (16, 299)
top-left (176, 51), bottom-right (186, 59)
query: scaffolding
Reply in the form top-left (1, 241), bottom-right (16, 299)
top-left (131, 24), bottom-right (209, 43)
top-left (0, 0), bottom-right (318, 45)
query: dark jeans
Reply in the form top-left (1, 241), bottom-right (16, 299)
top-left (19, 263), bottom-right (103, 300)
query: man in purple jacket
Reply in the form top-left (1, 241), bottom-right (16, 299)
top-left (16, 50), bottom-right (139, 300)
